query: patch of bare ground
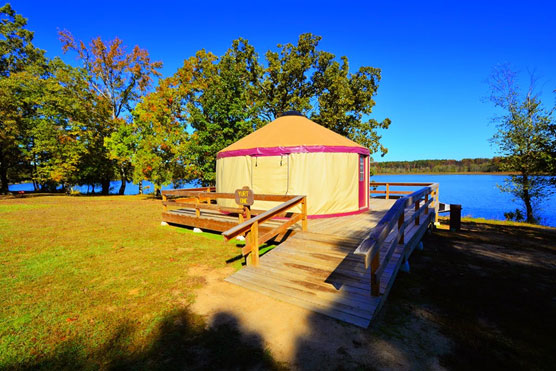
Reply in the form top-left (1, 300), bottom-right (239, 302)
top-left (190, 219), bottom-right (556, 370)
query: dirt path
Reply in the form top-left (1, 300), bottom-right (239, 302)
top-left (189, 219), bottom-right (556, 370)
top-left (190, 265), bottom-right (450, 370)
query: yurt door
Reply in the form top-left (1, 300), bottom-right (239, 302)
top-left (358, 155), bottom-right (367, 209)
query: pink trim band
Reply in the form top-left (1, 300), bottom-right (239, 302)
top-left (217, 145), bottom-right (369, 159)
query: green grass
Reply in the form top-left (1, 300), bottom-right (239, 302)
top-left (0, 195), bottom-right (281, 369)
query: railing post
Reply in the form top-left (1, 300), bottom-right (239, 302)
top-left (425, 193), bottom-right (429, 214)
top-left (415, 199), bottom-right (420, 225)
top-left (195, 197), bottom-right (200, 217)
top-left (162, 194), bottom-right (167, 212)
top-left (250, 220), bottom-right (259, 266)
top-left (386, 184), bottom-right (390, 199)
top-left (435, 187), bottom-right (440, 224)
top-left (371, 250), bottom-right (380, 296)
top-left (245, 205), bottom-right (251, 220)
top-left (398, 210), bottom-right (405, 244)
top-left (301, 197), bottom-right (308, 232)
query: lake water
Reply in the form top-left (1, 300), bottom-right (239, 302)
top-left (372, 174), bottom-right (556, 227)
top-left (8, 181), bottom-right (196, 196)
top-left (8, 174), bottom-right (556, 227)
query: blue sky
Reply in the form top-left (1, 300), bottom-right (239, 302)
top-left (8, 0), bottom-right (556, 161)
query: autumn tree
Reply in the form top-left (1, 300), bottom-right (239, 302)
top-left (0, 3), bottom-right (45, 193)
top-left (59, 30), bottom-right (162, 194)
top-left (488, 65), bottom-right (555, 223)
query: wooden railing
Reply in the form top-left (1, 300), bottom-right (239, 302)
top-left (222, 195), bottom-right (308, 266)
top-left (162, 187), bottom-right (249, 222)
top-left (370, 181), bottom-right (439, 199)
top-left (162, 187), bottom-right (308, 266)
top-left (162, 187), bottom-right (299, 222)
top-left (355, 182), bottom-right (439, 296)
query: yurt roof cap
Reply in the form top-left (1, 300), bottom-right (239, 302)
top-left (217, 113), bottom-right (369, 159)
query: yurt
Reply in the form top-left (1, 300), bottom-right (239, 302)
top-left (216, 112), bottom-right (370, 217)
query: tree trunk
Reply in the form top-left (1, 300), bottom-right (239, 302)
top-left (155, 183), bottom-right (161, 198)
top-left (522, 173), bottom-right (535, 223)
top-left (118, 167), bottom-right (126, 195)
top-left (138, 180), bottom-right (143, 195)
top-left (0, 157), bottom-right (8, 194)
top-left (101, 179), bottom-right (110, 195)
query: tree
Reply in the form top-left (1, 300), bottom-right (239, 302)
top-left (262, 33), bottom-right (391, 155)
top-left (132, 75), bottom-right (191, 195)
top-left (0, 3), bottom-right (45, 193)
top-left (59, 30), bottom-right (162, 194)
top-left (186, 39), bottom-right (264, 185)
top-left (488, 65), bottom-right (555, 223)
top-left (28, 58), bottom-right (105, 192)
top-left (157, 34), bottom-right (390, 185)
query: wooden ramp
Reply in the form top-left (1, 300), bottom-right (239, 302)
top-left (225, 199), bottom-right (435, 328)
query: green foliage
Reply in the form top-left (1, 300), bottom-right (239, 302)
top-left (488, 64), bottom-right (555, 223)
top-left (132, 74), bottom-right (191, 193)
top-left (186, 39), bottom-right (264, 185)
top-left (0, 3), bottom-right (46, 193)
top-left (1, 5), bottom-right (390, 194)
top-left (148, 34), bottom-right (390, 185)
top-left (263, 34), bottom-right (390, 154)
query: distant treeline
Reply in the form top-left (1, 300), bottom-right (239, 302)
top-left (372, 157), bottom-right (505, 174)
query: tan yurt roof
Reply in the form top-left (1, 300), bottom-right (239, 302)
top-left (217, 112), bottom-right (369, 158)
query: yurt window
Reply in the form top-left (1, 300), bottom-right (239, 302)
top-left (251, 155), bottom-right (289, 195)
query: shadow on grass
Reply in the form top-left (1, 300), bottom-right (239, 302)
top-left (9, 309), bottom-right (282, 371)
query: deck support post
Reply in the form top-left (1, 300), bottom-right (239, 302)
top-left (424, 194), bottom-right (429, 214)
top-left (386, 184), bottom-right (390, 199)
top-left (301, 197), bottom-right (308, 232)
top-left (194, 197), bottom-right (200, 217)
top-left (370, 250), bottom-right (380, 297)
top-left (415, 199), bottom-right (420, 225)
top-left (162, 194), bottom-right (167, 212)
top-left (249, 221), bottom-right (259, 267)
top-left (400, 260), bottom-right (410, 273)
top-left (398, 210), bottom-right (405, 244)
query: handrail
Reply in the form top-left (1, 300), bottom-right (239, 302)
top-left (222, 195), bottom-right (308, 266)
top-left (223, 195), bottom-right (305, 240)
top-left (162, 187), bottom-right (308, 267)
top-left (163, 189), bottom-right (297, 203)
top-left (355, 182), bottom-right (439, 296)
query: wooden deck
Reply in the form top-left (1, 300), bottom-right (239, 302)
top-left (162, 186), bottom-right (437, 328)
top-left (225, 199), bottom-right (434, 328)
